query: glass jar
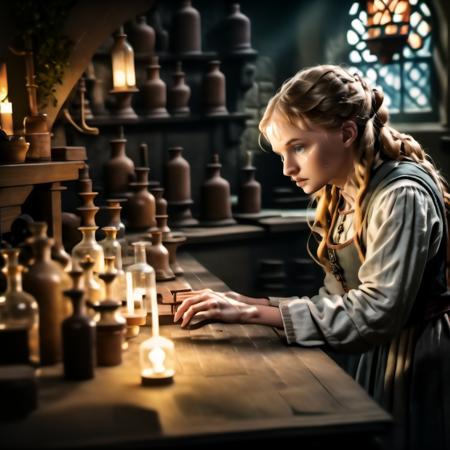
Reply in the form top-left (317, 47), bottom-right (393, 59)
top-left (0, 248), bottom-right (39, 365)
top-left (72, 226), bottom-right (105, 274)
top-left (125, 241), bottom-right (156, 316)
top-left (99, 227), bottom-right (122, 269)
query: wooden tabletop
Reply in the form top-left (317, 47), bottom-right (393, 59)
top-left (0, 254), bottom-right (392, 448)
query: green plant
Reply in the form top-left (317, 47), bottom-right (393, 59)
top-left (13, 0), bottom-right (75, 109)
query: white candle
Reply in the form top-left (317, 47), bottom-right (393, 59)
top-left (0, 63), bottom-right (7, 102)
top-left (0, 101), bottom-right (13, 135)
top-left (114, 70), bottom-right (126, 88)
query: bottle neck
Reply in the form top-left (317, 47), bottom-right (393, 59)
top-left (6, 268), bottom-right (23, 293)
top-left (134, 246), bottom-right (147, 264)
top-left (81, 228), bottom-right (96, 242)
top-left (72, 296), bottom-right (84, 316)
top-left (33, 239), bottom-right (52, 262)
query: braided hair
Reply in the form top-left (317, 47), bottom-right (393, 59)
top-left (259, 64), bottom-right (450, 269)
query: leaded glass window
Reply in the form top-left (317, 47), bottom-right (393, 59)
top-left (346, 0), bottom-right (436, 121)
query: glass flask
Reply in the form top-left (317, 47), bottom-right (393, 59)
top-left (104, 255), bottom-right (126, 304)
top-left (0, 248), bottom-right (39, 365)
top-left (99, 227), bottom-right (122, 269)
top-left (125, 241), bottom-right (155, 315)
top-left (71, 226), bottom-right (105, 274)
top-left (79, 255), bottom-right (103, 306)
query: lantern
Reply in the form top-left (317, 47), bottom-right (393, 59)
top-left (366, 0), bottom-right (411, 64)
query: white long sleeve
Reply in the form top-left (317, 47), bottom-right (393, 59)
top-left (272, 180), bottom-right (443, 351)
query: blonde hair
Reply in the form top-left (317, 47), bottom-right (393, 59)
top-left (259, 64), bottom-right (450, 269)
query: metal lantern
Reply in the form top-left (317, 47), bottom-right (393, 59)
top-left (366, 0), bottom-right (411, 64)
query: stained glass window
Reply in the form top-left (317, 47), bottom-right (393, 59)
top-left (346, 0), bottom-right (436, 120)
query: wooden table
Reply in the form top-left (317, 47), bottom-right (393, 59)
top-left (0, 254), bottom-right (392, 448)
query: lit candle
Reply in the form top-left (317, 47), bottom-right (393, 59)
top-left (126, 68), bottom-right (136, 87)
top-left (148, 346), bottom-right (166, 374)
top-left (126, 271), bottom-right (134, 314)
top-left (0, 101), bottom-right (13, 135)
top-left (114, 70), bottom-right (126, 89)
top-left (0, 63), bottom-right (7, 102)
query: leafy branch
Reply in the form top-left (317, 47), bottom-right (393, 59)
top-left (13, 0), bottom-right (75, 109)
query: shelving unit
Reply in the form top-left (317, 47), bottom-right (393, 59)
top-left (0, 161), bottom-right (84, 250)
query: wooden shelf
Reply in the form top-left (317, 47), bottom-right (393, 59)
top-left (87, 112), bottom-right (250, 128)
top-left (94, 50), bottom-right (257, 64)
top-left (0, 161), bottom-right (85, 188)
top-left (0, 160), bottom-right (85, 245)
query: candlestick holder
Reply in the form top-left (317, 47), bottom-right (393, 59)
top-left (109, 88), bottom-right (139, 119)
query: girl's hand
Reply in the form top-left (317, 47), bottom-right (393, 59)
top-left (174, 289), bottom-right (261, 328)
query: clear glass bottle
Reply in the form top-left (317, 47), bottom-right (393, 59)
top-left (79, 255), bottom-right (103, 306)
top-left (0, 248), bottom-right (39, 365)
top-left (99, 227), bottom-right (122, 269)
top-left (71, 226), bottom-right (105, 274)
top-left (125, 241), bottom-right (155, 316)
top-left (104, 255), bottom-right (126, 304)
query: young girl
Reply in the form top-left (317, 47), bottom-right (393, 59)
top-left (174, 65), bottom-right (450, 450)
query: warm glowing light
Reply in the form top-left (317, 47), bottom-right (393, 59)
top-left (366, 0), bottom-right (411, 64)
top-left (0, 101), bottom-right (13, 135)
top-left (0, 63), bottom-right (7, 102)
top-left (126, 271), bottom-right (134, 314)
top-left (114, 70), bottom-right (126, 88)
top-left (111, 27), bottom-right (136, 91)
top-left (139, 335), bottom-right (175, 384)
top-left (148, 346), bottom-right (166, 374)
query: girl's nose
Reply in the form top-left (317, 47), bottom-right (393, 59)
top-left (283, 154), bottom-right (299, 177)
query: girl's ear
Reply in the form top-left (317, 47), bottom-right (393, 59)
top-left (341, 120), bottom-right (358, 148)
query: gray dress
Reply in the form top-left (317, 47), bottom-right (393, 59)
top-left (269, 162), bottom-right (450, 450)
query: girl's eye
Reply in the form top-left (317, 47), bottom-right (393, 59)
top-left (279, 154), bottom-right (285, 163)
top-left (293, 145), bottom-right (305, 153)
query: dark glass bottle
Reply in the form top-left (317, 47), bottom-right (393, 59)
top-left (62, 286), bottom-right (96, 380)
top-left (23, 228), bottom-right (64, 365)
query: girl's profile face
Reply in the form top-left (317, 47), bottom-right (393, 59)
top-left (265, 111), bottom-right (355, 195)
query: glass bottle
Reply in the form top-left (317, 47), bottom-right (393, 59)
top-left (23, 231), bottom-right (64, 365)
top-left (125, 241), bottom-right (156, 316)
top-left (0, 248), bottom-right (39, 365)
top-left (79, 255), bottom-right (103, 307)
top-left (99, 227), bottom-right (122, 269)
top-left (89, 272), bottom-right (126, 367)
top-left (62, 286), bottom-right (96, 380)
top-left (105, 255), bottom-right (126, 304)
top-left (71, 226), bottom-right (105, 274)
top-left (139, 255), bottom-right (175, 385)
